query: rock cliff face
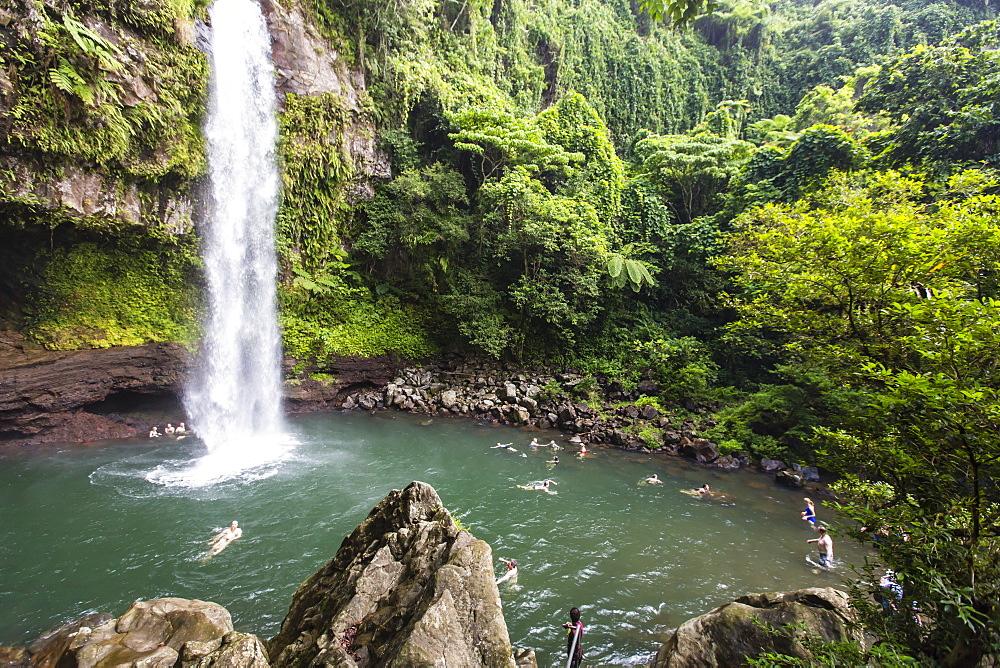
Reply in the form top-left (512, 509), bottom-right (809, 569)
top-left (269, 480), bottom-right (516, 667)
top-left (0, 335), bottom-right (188, 445)
top-left (262, 0), bottom-right (389, 197)
top-left (652, 588), bottom-right (862, 667)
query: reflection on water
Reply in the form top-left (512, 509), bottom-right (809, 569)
top-left (0, 411), bottom-right (866, 665)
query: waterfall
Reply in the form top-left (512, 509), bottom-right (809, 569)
top-left (178, 0), bottom-right (289, 480)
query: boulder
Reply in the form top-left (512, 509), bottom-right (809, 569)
top-left (653, 588), bottom-right (861, 667)
top-left (30, 599), bottom-right (259, 668)
top-left (640, 404), bottom-right (660, 420)
top-left (269, 481), bottom-right (515, 667)
top-left (510, 405), bottom-right (531, 424)
top-left (710, 455), bottom-right (741, 470)
top-left (637, 379), bottom-right (660, 395)
top-left (775, 469), bottom-right (805, 489)
top-left (500, 382), bottom-right (519, 402)
top-left (759, 458), bottom-right (787, 472)
top-left (799, 465), bottom-right (821, 482)
top-left (680, 438), bottom-right (720, 464)
top-left (518, 396), bottom-right (538, 413)
top-left (0, 646), bottom-right (28, 666)
top-left (440, 390), bottom-right (459, 409)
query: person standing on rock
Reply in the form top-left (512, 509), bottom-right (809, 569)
top-left (562, 607), bottom-right (584, 668)
top-left (807, 525), bottom-right (834, 568)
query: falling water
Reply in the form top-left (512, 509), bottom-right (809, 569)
top-left (173, 0), bottom-right (289, 484)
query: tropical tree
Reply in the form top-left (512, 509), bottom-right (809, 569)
top-left (719, 169), bottom-right (1000, 664)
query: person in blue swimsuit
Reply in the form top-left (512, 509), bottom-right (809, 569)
top-left (801, 497), bottom-right (817, 526)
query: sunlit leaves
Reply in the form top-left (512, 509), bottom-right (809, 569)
top-left (639, 0), bottom-right (720, 28)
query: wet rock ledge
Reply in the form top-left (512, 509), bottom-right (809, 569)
top-left (3, 482), bottom-right (857, 667)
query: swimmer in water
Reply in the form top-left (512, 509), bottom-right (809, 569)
top-left (148, 426), bottom-right (161, 438)
top-left (547, 455), bottom-right (559, 466)
top-left (164, 423), bottom-right (175, 435)
top-left (175, 422), bottom-right (187, 434)
top-left (577, 445), bottom-right (588, 456)
top-left (517, 479), bottom-right (558, 493)
top-left (496, 557), bottom-right (518, 584)
top-left (640, 474), bottom-right (663, 485)
top-left (491, 442), bottom-right (514, 449)
top-left (548, 440), bottom-right (562, 450)
top-left (681, 483), bottom-right (712, 498)
top-left (529, 438), bottom-right (540, 448)
top-left (206, 520), bottom-right (242, 557)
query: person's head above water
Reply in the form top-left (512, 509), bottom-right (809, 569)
top-left (569, 607), bottom-right (581, 624)
top-left (230, 520), bottom-right (239, 529)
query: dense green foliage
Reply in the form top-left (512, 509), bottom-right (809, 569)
top-left (721, 170), bottom-right (1000, 664)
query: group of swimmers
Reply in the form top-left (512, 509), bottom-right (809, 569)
top-left (148, 422), bottom-right (188, 439)
top-left (494, 438), bottom-right (591, 489)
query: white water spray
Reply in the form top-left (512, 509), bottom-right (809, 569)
top-left (172, 0), bottom-right (290, 485)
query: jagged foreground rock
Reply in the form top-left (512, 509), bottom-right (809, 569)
top-left (268, 481), bottom-right (516, 667)
top-left (652, 588), bottom-right (862, 667)
top-left (26, 598), bottom-right (268, 668)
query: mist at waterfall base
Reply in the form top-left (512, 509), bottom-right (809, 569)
top-left (1, 411), bottom-right (870, 665)
top-left (169, 0), bottom-right (290, 487)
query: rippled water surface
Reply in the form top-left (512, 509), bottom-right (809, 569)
top-left (0, 411), bottom-right (866, 665)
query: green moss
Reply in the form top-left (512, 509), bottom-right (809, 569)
top-left (277, 92), bottom-right (355, 266)
top-left (280, 295), bottom-right (437, 360)
top-left (26, 239), bottom-right (198, 349)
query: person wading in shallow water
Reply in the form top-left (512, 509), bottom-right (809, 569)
top-left (807, 525), bottom-right (834, 568)
top-left (562, 607), bottom-right (584, 668)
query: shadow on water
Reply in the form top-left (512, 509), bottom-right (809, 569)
top-left (0, 410), bottom-right (866, 665)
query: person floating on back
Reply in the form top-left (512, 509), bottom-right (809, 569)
top-left (641, 474), bottom-right (663, 485)
top-left (207, 520), bottom-right (242, 557)
top-left (562, 607), bottom-right (584, 668)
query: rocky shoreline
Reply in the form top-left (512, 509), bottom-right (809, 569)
top-left (315, 358), bottom-right (822, 489)
top-left (0, 339), bottom-right (820, 489)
